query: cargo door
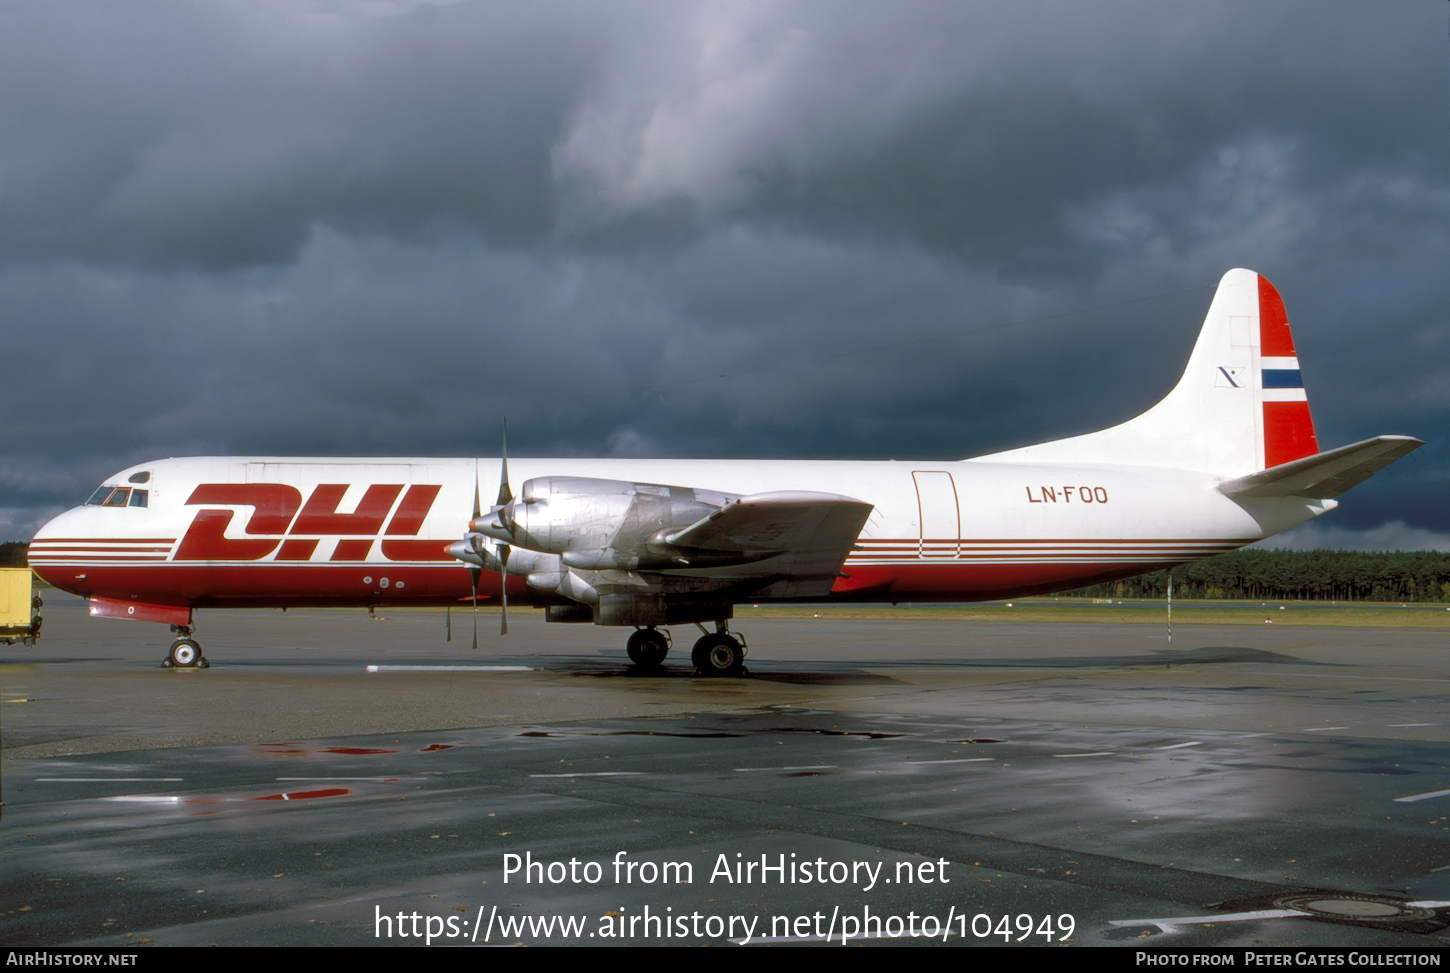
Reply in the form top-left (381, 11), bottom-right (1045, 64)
top-left (912, 471), bottom-right (960, 558)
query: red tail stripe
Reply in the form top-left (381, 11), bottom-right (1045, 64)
top-left (1258, 274), bottom-right (1296, 357)
top-left (1263, 401), bottom-right (1319, 467)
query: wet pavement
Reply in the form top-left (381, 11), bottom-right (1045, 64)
top-left (2, 599), bottom-right (1449, 947)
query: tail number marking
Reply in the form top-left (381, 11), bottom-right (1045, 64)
top-left (1025, 486), bottom-right (1109, 504)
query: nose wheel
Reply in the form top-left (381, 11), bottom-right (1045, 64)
top-left (691, 633), bottom-right (746, 678)
top-left (626, 627), bottom-right (670, 670)
top-left (163, 637), bottom-right (209, 669)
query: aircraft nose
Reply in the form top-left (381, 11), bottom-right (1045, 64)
top-left (26, 507), bottom-right (88, 593)
top-left (29, 504), bottom-right (82, 542)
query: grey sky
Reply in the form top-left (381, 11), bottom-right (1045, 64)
top-left (2, 1), bottom-right (1446, 545)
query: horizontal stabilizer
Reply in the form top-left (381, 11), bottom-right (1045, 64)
top-left (1218, 435), bottom-right (1422, 499)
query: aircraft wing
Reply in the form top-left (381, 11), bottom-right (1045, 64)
top-left (661, 491), bottom-right (873, 557)
top-left (656, 491), bottom-right (873, 597)
top-left (1218, 435), bottom-right (1423, 499)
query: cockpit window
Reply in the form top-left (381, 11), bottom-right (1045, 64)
top-left (86, 484), bottom-right (147, 507)
top-left (128, 471), bottom-right (151, 484)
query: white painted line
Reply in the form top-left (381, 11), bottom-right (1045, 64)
top-left (1152, 742), bottom-right (1202, 751)
top-left (39, 778), bottom-right (184, 782)
top-left (1388, 723), bottom-right (1435, 727)
top-left (1410, 900), bottom-right (1450, 908)
top-left (734, 765), bottom-right (838, 772)
top-left (103, 796), bottom-right (180, 803)
top-left (904, 758), bottom-right (995, 764)
top-left (366, 665), bottom-right (531, 672)
top-left (276, 777), bottom-right (408, 781)
top-left (1054, 752), bottom-right (1115, 758)
top-left (1394, 788), bottom-right (1450, 803)
top-left (1110, 908), bottom-right (1306, 932)
top-left (528, 771), bottom-right (643, 778)
top-left (1303, 727), bottom-right (1349, 732)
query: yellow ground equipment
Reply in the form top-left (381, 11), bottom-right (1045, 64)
top-left (0, 567), bottom-right (42, 646)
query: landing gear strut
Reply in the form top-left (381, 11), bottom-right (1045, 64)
top-left (691, 622), bottom-right (746, 678)
top-left (162, 625), bottom-right (208, 669)
top-left (626, 627), bottom-right (670, 670)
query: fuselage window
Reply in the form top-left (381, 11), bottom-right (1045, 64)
top-left (129, 490), bottom-right (149, 508)
top-left (86, 487), bottom-right (114, 505)
top-left (128, 471), bottom-right (151, 484)
top-left (102, 488), bottom-right (131, 507)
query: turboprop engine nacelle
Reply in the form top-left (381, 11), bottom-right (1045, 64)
top-left (472, 476), bottom-right (738, 559)
top-left (447, 535), bottom-right (556, 576)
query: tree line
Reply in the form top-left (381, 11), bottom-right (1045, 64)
top-left (1064, 549), bottom-right (1450, 602)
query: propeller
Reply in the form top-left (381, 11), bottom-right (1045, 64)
top-left (496, 421), bottom-right (512, 636)
top-left (470, 473), bottom-right (482, 650)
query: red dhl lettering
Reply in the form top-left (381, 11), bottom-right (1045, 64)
top-left (175, 483), bottom-right (450, 562)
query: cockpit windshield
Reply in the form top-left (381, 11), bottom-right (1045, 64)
top-left (86, 486), bottom-right (146, 507)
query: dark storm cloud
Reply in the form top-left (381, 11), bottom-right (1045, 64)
top-left (1, 0), bottom-right (1446, 544)
top-left (0, 1), bottom-right (593, 265)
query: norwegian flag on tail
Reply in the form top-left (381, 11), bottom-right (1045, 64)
top-left (1256, 275), bottom-right (1319, 468)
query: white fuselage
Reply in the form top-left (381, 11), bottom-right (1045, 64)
top-left (28, 453), bottom-right (1326, 614)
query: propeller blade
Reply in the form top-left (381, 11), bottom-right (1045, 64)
top-left (446, 603), bottom-right (451, 642)
top-left (499, 543), bottom-right (510, 636)
top-left (497, 419), bottom-right (513, 507)
top-left (496, 421), bottom-right (513, 637)
top-left (469, 564), bottom-right (481, 650)
top-left (469, 466), bottom-right (481, 649)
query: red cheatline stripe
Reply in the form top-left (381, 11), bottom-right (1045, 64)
top-left (28, 555), bottom-right (170, 562)
top-left (854, 552), bottom-right (1223, 559)
top-left (31, 538), bottom-right (177, 544)
top-left (856, 537), bottom-right (1256, 545)
top-left (866, 543), bottom-right (1242, 552)
top-left (855, 543), bottom-right (1244, 552)
top-left (30, 560), bottom-right (459, 567)
top-left (850, 550), bottom-right (1238, 561)
top-left (29, 546), bottom-right (175, 551)
top-left (851, 558), bottom-right (1216, 565)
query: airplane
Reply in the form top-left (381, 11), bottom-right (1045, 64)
top-left (27, 269), bottom-right (1422, 676)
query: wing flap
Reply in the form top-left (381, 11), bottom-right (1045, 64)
top-left (1218, 435), bottom-right (1422, 499)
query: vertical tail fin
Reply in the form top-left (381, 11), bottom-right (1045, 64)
top-left (980, 268), bottom-right (1319, 476)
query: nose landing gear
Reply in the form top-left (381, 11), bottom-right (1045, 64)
top-left (162, 625), bottom-right (209, 669)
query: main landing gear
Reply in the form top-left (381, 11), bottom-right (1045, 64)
top-left (691, 622), bottom-right (746, 678)
top-left (622, 622), bottom-right (747, 677)
top-left (626, 627), bottom-right (670, 670)
top-left (162, 625), bottom-right (209, 669)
